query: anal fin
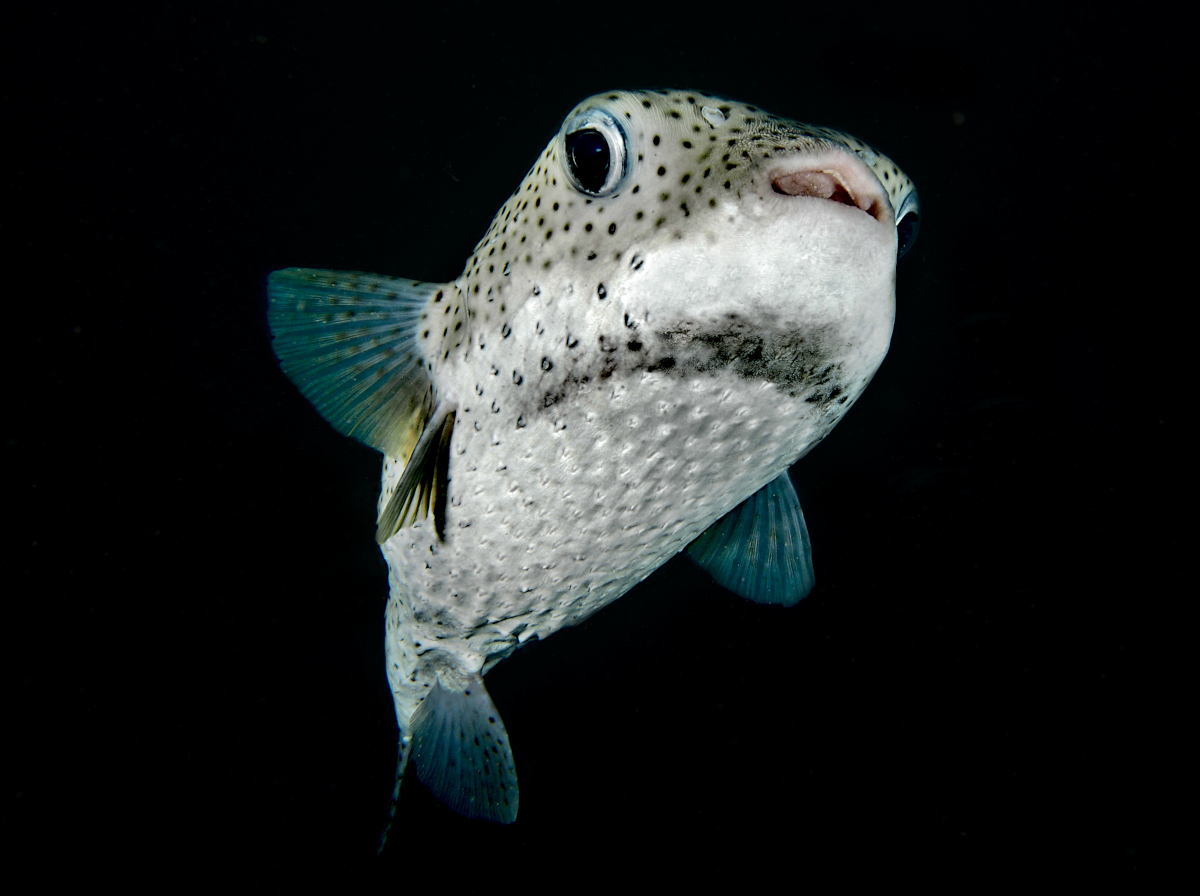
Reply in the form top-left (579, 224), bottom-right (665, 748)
top-left (687, 471), bottom-right (815, 607)
top-left (410, 676), bottom-right (518, 823)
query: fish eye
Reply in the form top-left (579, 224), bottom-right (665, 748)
top-left (895, 190), bottom-right (921, 259)
top-left (897, 210), bottom-right (920, 259)
top-left (562, 109), bottom-right (628, 197)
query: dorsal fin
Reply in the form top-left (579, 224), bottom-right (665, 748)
top-left (267, 268), bottom-right (464, 461)
top-left (686, 471), bottom-right (815, 607)
top-left (375, 402), bottom-right (456, 543)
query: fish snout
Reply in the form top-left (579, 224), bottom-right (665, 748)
top-left (769, 150), bottom-right (893, 225)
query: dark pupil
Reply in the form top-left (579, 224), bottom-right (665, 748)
top-left (897, 211), bottom-right (920, 259)
top-left (566, 129), bottom-right (610, 194)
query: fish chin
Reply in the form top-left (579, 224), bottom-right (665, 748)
top-left (616, 192), bottom-right (896, 374)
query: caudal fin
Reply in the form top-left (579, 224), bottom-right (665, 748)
top-left (376, 733), bottom-right (413, 856)
top-left (410, 676), bottom-right (518, 823)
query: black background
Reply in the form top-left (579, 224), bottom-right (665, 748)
top-left (7, 1), bottom-right (1179, 881)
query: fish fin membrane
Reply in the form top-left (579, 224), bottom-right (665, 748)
top-left (376, 732), bottom-right (413, 856)
top-left (687, 471), bottom-right (815, 607)
top-left (267, 268), bottom-right (438, 461)
top-left (410, 676), bottom-right (518, 824)
top-left (375, 402), bottom-right (455, 543)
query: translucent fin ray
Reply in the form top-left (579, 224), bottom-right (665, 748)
top-left (267, 268), bottom-right (438, 460)
top-left (687, 471), bottom-right (815, 607)
top-left (410, 677), bottom-right (518, 823)
top-left (376, 403), bottom-right (456, 544)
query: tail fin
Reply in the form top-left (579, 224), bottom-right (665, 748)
top-left (411, 675), bottom-right (519, 823)
top-left (376, 733), bottom-right (413, 856)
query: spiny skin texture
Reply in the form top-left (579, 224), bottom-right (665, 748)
top-left (379, 89), bottom-right (916, 732)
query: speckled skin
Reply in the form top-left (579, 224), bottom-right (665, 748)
top-left (380, 89), bottom-right (916, 730)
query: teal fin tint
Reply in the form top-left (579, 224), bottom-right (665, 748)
top-left (376, 732), bottom-right (413, 856)
top-left (687, 472), bottom-right (815, 607)
top-left (267, 268), bottom-right (437, 462)
top-left (411, 677), bottom-right (518, 823)
top-left (376, 402), bottom-right (456, 544)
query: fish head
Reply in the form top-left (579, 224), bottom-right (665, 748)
top-left (461, 88), bottom-right (918, 411)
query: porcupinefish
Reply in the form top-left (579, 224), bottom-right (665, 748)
top-left (267, 88), bottom-right (919, 832)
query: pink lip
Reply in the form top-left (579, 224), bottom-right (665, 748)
top-left (770, 158), bottom-right (890, 224)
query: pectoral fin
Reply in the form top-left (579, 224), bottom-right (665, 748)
top-left (687, 471), bottom-right (815, 607)
top-left (267, 268), bottom-right (441, 464)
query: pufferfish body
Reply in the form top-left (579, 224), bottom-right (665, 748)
top-left (267, 88), bottom-right (920, 831)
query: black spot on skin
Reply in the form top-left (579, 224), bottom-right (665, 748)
top-left (653, 135), bottom-right (660, 145)
top-left (657, 166), bottom-right (666, 176)
top-left (541, 357), bottom-right (553, 371)
top-left (608, 222), bottom-right (617, 235)
top-left (627, 340), bottom-right (643, 351)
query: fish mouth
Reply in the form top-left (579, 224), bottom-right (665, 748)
top-left (770, 154), bottom-right (891, 224)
